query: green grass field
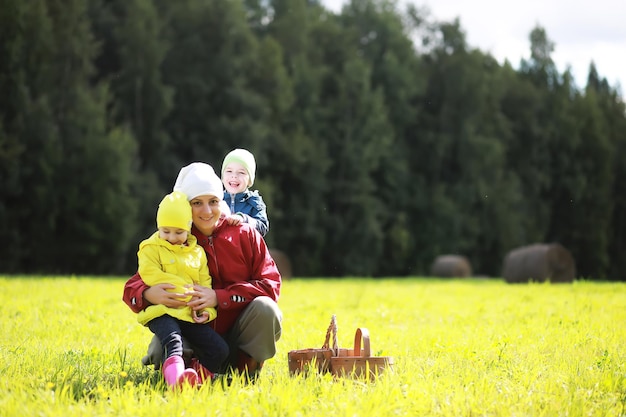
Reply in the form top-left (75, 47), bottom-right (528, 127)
top-left (1, 276), bottom-right (625, 416)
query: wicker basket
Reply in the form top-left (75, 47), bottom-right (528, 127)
top-left (287, 315), bottom-right (337, 375)
top-left (287, 315), bottom-right (393, 379)
top-left (330, 327), bottom-right (393, 379)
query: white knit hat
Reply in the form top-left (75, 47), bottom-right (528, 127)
top-left (173, 162), bottom-right (224, 201)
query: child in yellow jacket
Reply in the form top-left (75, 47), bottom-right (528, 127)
top-left (136, 191), bottom-right (228, 388)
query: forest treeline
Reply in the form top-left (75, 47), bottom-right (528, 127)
top-left (1, 0), bottom-right (625, 279)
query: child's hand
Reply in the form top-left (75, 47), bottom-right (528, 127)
top-left (226, 214), bottom-right (244, 226)
top-left (193, 309), bottom-right (209, 323)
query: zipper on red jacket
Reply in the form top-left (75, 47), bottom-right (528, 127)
top-left (208, 235), bottom-right (220, 332)
top-left (208, 235), bottom-right (219, 278)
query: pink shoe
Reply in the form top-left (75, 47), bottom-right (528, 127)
top-left (179, 368), bottom-right (199, 387)
top-left (162, 356), bottom-right (199, 389)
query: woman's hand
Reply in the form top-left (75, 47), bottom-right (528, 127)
top-left (192, 310), bottom-right (210, 323)
top-left (143, 283), bottom-right (187, 308)
top-left (186, 284), bottom-right (217, 311)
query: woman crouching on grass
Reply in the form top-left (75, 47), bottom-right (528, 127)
top-left (123, 162), bottom-right (282, 382)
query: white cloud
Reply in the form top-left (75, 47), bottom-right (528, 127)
top-left (321, 0), bottom-right (625, 92)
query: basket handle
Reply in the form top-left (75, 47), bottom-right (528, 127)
top-left (321, 314), bottom-right (338, 355)
top-left (353, 328), bottom-right (371, 357)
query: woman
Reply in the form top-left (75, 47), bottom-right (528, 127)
top-left (123, 162), bottom-right (282, 380)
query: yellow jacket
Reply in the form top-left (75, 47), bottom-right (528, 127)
top-left (136, 231), bottom-right (217, 326)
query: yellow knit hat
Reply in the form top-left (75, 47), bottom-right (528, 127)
top-left (156, 191), bottom-right (192, 231)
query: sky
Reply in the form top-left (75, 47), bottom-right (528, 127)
top-left (321, 0), bottom-right (625, 94)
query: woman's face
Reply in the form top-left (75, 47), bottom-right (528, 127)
top-left (189, 194), bottom-right (222, 235)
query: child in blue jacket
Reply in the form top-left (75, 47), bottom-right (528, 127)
top-left (221, 148), bottom-right (269, 237)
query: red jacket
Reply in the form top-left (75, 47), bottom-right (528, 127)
top-left (123, 219), bottom-right (281, 335)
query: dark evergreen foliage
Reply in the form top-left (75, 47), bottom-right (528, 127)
top-left (0, 0), bottom-right (624, 279)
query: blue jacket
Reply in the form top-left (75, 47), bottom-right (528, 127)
top-left (224, 189), bottom-right (269, 237)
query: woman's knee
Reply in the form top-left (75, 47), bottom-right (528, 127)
top-left (249, 296), bottom-right (282, 319)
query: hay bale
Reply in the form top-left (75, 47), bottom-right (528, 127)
top-left (269, 248), bottom-right (292, 280)
top-left (430, 255), bottom-right (472, 278)
top-left (502, 243), bottom-right (576, 283)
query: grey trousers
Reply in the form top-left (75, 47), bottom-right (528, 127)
top-left (142, 296), bottom-right (282, 371)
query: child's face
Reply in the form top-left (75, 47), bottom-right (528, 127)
top-left (223, 162), bottom-right (249, 194)
top-left (158, 227), bottom-right (189, 246)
